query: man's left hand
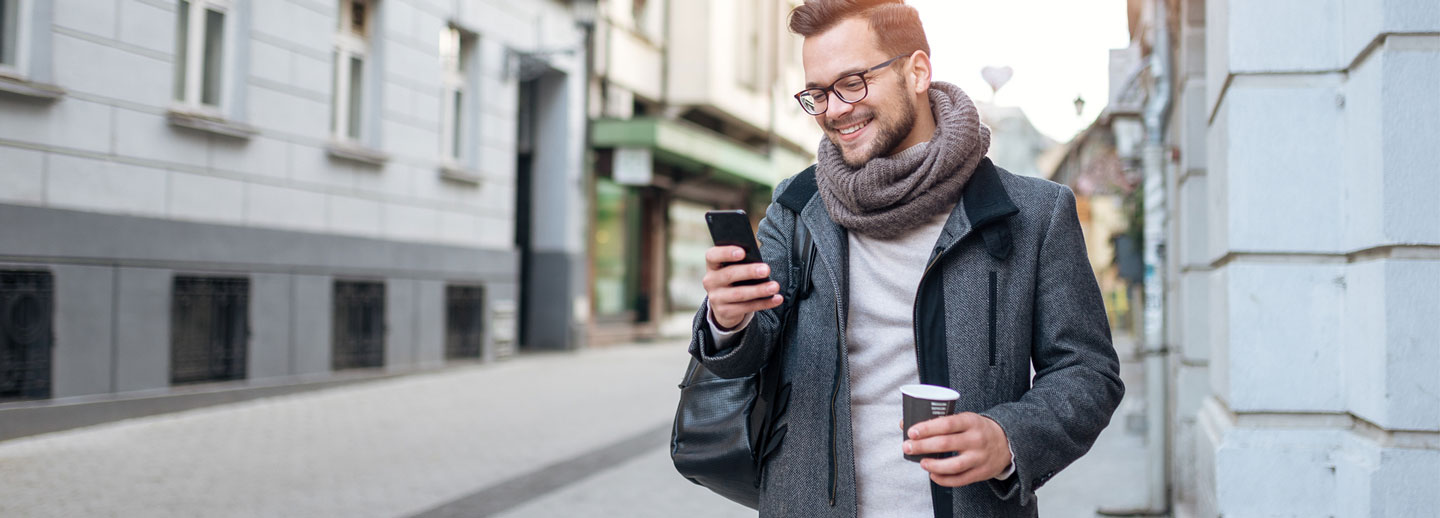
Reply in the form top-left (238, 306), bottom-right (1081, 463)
top-left (903, 412), bottom-right (1013, 487)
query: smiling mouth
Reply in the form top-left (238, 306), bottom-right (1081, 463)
top-left (835, 118), bottom-right (870, 136)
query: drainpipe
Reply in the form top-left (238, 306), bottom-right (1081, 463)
top-left (1140, 0), bottom-right (1173, 514)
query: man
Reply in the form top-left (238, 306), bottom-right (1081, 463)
top-left (690, 0), bottom-right (1123, 517)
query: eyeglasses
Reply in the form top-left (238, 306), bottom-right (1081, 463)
top-left (793, 55), bottom-right (908, 116)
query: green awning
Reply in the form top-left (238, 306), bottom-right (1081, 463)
top-left (591, 117), bottom-right (812, 188)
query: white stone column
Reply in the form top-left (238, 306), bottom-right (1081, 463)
top-left (1195, 0), bottom-right (1440, 516)
top-left (1169, 0), bottom-right (1212, 514)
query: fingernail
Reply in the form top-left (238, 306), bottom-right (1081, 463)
top-left (908, 429), bottom-right (918, 439)
top-left (754, 264), bottom-right (767, 275)
top-left (903, 441), bottom-right (912, 454)
top-left (733, 249), bottom-right (743, 258)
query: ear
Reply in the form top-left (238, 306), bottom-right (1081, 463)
top-left (907, 50), bottom-right (933, 94)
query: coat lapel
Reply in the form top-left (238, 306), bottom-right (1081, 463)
top-left (932, 158), bottom-right (1019, 258)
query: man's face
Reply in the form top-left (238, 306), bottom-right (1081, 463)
top-left (801, 17), bottom-right (916, 168)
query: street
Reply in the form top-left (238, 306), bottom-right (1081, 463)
top-left (0, 339), bottom-right (1148, 517)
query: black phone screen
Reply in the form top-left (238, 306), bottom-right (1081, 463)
top-left (705, 210), bottom-right (767, 286)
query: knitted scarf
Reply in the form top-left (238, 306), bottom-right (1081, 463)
top-left (815, 81), bottom-right (990, 239)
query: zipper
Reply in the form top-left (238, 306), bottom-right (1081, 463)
top-left (911, 245), bottom-right (948, 377)
top-left (827, 260), bottom-right (843, 507)
top-left (988, 270), bottom-right (998, 366)
top-left (911, 244), bottom-right (953, 518)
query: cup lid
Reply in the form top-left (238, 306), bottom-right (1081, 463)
top-left (900, 384), bottom-right (959, 401)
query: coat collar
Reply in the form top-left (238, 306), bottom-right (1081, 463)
top-left (794, 156), bottom-right (1019, 293)
top-left (935, 157), bottom-right (1020, 259)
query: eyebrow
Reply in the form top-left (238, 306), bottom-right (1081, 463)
top-left (805, 65), bottom-right (870, 88)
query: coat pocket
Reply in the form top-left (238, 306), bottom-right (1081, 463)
top-left (988, 270), bottom-right (998, 367)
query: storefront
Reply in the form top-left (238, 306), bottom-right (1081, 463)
top-left (588, 117), bottom-right (811, 344)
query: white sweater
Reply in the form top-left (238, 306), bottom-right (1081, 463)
top-left (843, 209), bottom-right (950, 517)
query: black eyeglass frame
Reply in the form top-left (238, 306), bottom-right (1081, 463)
top-left (793, 54), bottom-right (909, 115)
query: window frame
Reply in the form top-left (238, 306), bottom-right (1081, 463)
top-left (332, 0), bottom-right (371, 143)
top-left (439, 25), bottom-right (477, 166)
top-left (172, 0), bottom-right (233, 114)
top-left (0, 0), bottom-right (32, 78)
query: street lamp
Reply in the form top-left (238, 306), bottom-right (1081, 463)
top-left (1073, 95), bottom-right (1086, 117)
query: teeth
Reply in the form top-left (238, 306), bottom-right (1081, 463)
top-left (838, 120), bottom-right (868, 135)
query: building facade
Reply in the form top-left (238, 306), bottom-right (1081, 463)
top-left (1123, 0), bottom-right (1440, 515)
top-left (0, 0), bottom-right (592, 437)
top-left (585, 0), bottom-right (817, 343)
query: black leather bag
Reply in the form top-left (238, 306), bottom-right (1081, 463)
top-left (670, 167), bottom-right (817, 509)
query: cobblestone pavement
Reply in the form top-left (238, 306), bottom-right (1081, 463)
top-left (0, 338), bottom-right (1150, 517)
top-left (0, 342), bottom-right (696, 517)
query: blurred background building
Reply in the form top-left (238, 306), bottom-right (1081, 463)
top-left (0, 0), bottom-right (1081, 437)
top-left (0, 0), bottom-right (594, 436)
top-left (977, 101), bottom-right (1057, 180)
top-left (1093, 0), bottom-right (1440, 516)
top-left (1049, 32), bottom-right (1148, 349)
top-left (584, 0), bottom-right (817, 344)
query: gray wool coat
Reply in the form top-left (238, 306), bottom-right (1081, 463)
top-left (689, 159), bottom-right (1124, 517)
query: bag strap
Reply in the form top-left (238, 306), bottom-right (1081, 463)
top-left (754, 165), bottom-right (819, 464)
top-left (781, 164), bottom-right (817, 300)
top-left (776, 165), bottom-right (817, 214)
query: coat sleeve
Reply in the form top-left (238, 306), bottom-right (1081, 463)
top-left (687, 177), bottom-right (801, 379)
top-left (980, 185), bottom-right (1125, 505)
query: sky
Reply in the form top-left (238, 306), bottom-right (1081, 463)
top-left (906, 0), bottom-right (1132, 142)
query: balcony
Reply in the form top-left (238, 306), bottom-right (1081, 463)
top-left (591, 117), bottom-right (811, 188)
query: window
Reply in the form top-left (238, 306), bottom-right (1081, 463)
top-left (332, 0), bottom-right (371, 142)
top-left (439, 26), bottom-right (475, 164)
top-left (173, 0), bottom-right (230, 109)
top-left (592, 178), bottom-right (642, 318)
top-left (1, 270), bottom-right (53, 401)
top-left (332, 280), bottom-right (384, 370)
top-left (666, 201), bottom-right (712, 314)
top-left (0, 0), bottom-right (20, 70)
top-left (0, 0), bottom-right (63, 100)
top-left (170, 276), bottom-right (248, 385)
top-left (445, 285), bottom-right (484, 360)
top-left (632, 0), bottom-right (661, 42)
top-left (735, 0), bottom-right (762, 90)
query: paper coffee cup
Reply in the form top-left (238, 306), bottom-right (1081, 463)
top-left (901, 384), bottom-right (960, 462)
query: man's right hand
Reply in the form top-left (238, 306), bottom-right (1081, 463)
top-left (703, 246), bottom-right (784, 330)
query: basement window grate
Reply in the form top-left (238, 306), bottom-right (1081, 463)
top-left (333, 280), bottom-right (385, 370)
top-left (171, 276), bottom-right (249, 385)
top-left (445, 285), bottom-right (485, 360)
top-left (1, 270), bottom-right (54, 401)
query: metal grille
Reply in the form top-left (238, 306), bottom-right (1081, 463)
top-left (1, 271), bottom-right (54, 401)
top-left (170, 276), bottom-right (249, 385)
top-left (445, 285), bottom-right (485, 360)
top-left (333, 281), bottom-right (385, 370)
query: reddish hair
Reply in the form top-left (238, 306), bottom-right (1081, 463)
top-left (787, 0), bottom-right (931, 58)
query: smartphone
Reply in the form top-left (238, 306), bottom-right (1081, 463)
top-left (705, 210), bottom-right (768, 286)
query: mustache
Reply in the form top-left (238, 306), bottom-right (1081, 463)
top-left (827, 111), bottom-right (874, 131)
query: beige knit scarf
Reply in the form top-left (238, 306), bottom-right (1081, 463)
top-left (815, 81), bottom-right (990, 239)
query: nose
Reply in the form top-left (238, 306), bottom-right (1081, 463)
top-left (826, 98), bottom-right (855, 124)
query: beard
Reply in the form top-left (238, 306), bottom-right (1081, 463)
top-left (826, 91), bottom-right (917, 168)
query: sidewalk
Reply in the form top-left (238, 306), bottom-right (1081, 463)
top-left (0, 338), bottom-right (1150, 517)
top-left (1035, 336), bottom-right (1151, 517)
top-left (0, 341), bottom-right (704, 518)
